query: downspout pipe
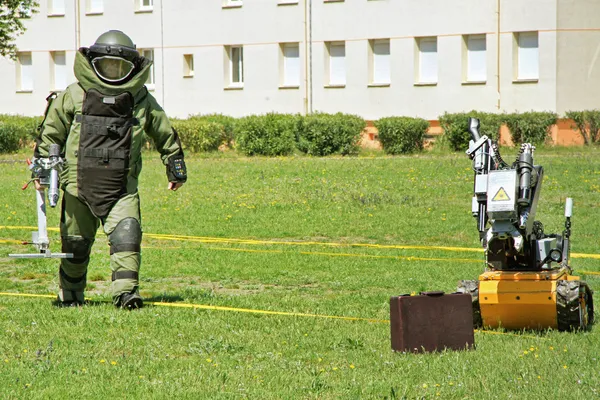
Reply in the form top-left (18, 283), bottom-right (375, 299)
top-left (496, 0), bottom-right (501, 110)
top-left (75, 0), bottom-right (81, 50)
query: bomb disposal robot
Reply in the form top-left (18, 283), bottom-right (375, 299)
top-left (457, 118), bottom-right (594, 331)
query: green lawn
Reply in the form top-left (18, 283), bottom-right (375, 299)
top-left (0, 147), bottom-right (599, 399)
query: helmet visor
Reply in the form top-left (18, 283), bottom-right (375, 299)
top-left (91, 56), bottom-right (135, 83)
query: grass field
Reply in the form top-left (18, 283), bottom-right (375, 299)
top-left (0, 146), bottom-right (599, 399)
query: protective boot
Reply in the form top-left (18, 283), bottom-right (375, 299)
top-left (57, 289), bottom-right (85, 307)
top-left (115, 287), bottom-right (143, 309)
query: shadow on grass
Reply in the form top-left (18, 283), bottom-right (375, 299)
top-left (51, 294), bottom-right (186, 308)
top-left (144, 294), bottom-right (185, 303)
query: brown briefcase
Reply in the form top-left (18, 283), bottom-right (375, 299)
top-left (390, 291), bottom-right (475, 353)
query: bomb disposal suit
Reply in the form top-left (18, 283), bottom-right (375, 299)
top-left (33, 30), bottom-right (187, 308)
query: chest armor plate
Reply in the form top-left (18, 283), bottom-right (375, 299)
top-left (77, 88), bottom-right (138, 218)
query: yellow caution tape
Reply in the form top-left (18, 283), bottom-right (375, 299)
top-left (2, 225), bottom-right (600, 260)
top-left (0, 291), bottom-right (548, 339)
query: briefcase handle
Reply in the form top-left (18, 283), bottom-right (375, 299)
top-left (420, 291), bottom-right (445, 297)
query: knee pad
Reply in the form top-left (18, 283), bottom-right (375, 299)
top-left (61, 236), bottom-right (93, 264)
top-left (108, 218), bottom-right (142, 255)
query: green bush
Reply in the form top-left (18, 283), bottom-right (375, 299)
top-left (189, 113), bottom-right (236, 148)
top-left (235, 113), bottom-right (298, 156)
top-left (438, 111), bottom-right (504, 151)
top-left (565, 110), bottom-right (600, 145)
top-left (504, 111), bottom-right (558, 145)
top-left (171, 118), bottom-right (224, 153)
top-left (297, 112), bottom-right (365, 156)
top-left (374, 117), bottom-right (429, 155)
top-left (0, 114), bottom-right (41, 151)
top-left (0, 122), bottom-right (23, 153)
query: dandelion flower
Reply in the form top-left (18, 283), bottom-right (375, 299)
top-left (422, 384), bottom-right (428, 389)
top-left (206, 358), bottom-right (212, 363)
top-left (529, 347), bottom-right (535, 351)
top-left (563, 365), bottom-right (568, 369)
top-left (4, 359), bottom-right (8, 363)
top-left (100, 359), bottom-right (106, 364)
top-left (349, 364), bottom-right (355, 369)
top-left (110, 361), bottom-right (117, 366)
top-left (549, 346), bottom-right (554, 351)
top-left (23, 350), bottom-right (28, 353)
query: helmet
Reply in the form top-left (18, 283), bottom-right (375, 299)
top-left (88, 30), bottom-right (140, 84)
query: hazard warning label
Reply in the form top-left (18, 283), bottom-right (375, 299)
top-left (492, 187), bottom-right (510, 201)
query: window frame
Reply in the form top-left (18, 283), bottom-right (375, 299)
top-left (325, 41), bottom-right (346, 88)
top-left (86, 0), bottom-right (104, 15)
top-left (48, 0), bottom-right (66, 16)
top-left (280, 42), bottom-right (301, 88)
top-left (16, 52), bottom-right (34, 93)
top-left (183, 54), bottom-right (194, 78)
top-left (139, 48), bottom-right (155, 89)
top-left (415, 37), bottom-right (438, 85)
top-left (226, 45), bottom-right (244, 88)
top-left (50, 51), bottom-right (68, 91)
top-left (514, 31), bottom-right (539, 82)
top-left (136, 0), bottom-right (154, 13)
top-left (369, 38), bottom-right (391, 86)
top-left (463, 34), bottom-right (487, 84)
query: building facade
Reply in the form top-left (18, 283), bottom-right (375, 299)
top-left (1, 0), bottom-right (599, 120)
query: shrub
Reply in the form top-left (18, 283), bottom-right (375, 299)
top-left (190, 113), bottom-right (236, 148)
top-left (0, 122), bottom-right (23, 153)
top-left (171, 118), bottom-right (224, 152)
top-left (438, 111), bottom-right (504, 151)
top-left (297, 112), bottom-right (365, 156)
top-left (565, 110), bottom-right (600, 145)
top-left (504, 111), bottom-right (558, 145)
top-left (374, 117), bottom-right (429, 155)
top-left (235, 113), bottom-right (298, 156)
top-left (0, 114), bottom-right (41, 151)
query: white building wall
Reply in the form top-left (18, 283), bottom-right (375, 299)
top-left (0, 0), bottom-right (595, 120)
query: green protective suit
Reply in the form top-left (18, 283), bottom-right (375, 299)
top-left (34, 50), bottom-right (185, 304)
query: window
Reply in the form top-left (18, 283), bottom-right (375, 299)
top-left (222, 0), bottom-right (242, 8)
top-left (326, 42), bottom-right (346, 86)
top-left (16, 52), bottom-right (33, 92)
top-left (516, 32), bottom-right (538, 80)
top-left (87, 0), bottom-right (103, 14)
top-left (136, 0), bottom-right (153, 12)
top-left (281, 43), bottom-right (300, 87)
top-left (48, 0), bottom-right (65, 15)
top-left (416, 37), bottom-right (437, 84)
top-left (465, 35), bottom-right (486, 82)
top-left (139, 49), bottom-right (155, 86)
top-left (51, 51), bottom-right (67, 90)
top-left (369, 39), bottom-right (390, 85)
top-left (183, 54), bottom-right (194, 77)
top-left (225, 46), bottom-right (244, 87)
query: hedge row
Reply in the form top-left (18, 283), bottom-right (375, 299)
top-left (2, 110), bottom-right (600, 155)
top-left (176, 112), bottom-right (367, 157)
top-left (440, 111), bottom-right (562, 151)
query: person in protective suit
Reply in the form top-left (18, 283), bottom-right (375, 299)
top-left (33, 30), bottom-right (187, 309)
